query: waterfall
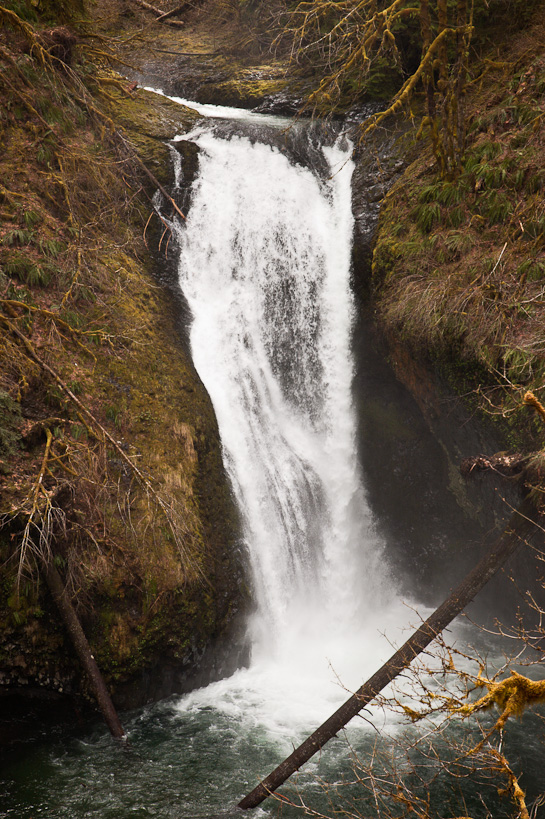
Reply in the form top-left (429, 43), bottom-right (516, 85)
top-left (170, 112), bottom-right (402, 734)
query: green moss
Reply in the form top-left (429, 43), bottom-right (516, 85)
top-left (102, 85), bottom-right (202, 185)
top-left (0, 39), bottom-right (246, 706)
top-left (197, 63), bottom-right (291, 108)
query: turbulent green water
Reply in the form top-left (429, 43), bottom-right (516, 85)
top-left (2, 684), bottom-right (544, 819)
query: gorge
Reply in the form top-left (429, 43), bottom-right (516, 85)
top-left (1, 1), bottom-right (545, 815)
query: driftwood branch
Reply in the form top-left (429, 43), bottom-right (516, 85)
top-left (237, 496), bottom-right (541, 810)
top-left (460, 452), bottom-right (530, 478)
top-left (131, 0), bottom-right (185, 26)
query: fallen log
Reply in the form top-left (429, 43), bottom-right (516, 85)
top-left (237, 496), bottom-right (541, 810)
top-left (43, 558), bottom-right (126, 740)
top-left (132, 0), bottom-right (185, 26)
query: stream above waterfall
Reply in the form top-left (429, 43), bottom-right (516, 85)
top-left (2, 98), bottom-right (544, 819)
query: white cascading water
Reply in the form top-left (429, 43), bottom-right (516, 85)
top-left (170, 115), bottom-right (406, 740)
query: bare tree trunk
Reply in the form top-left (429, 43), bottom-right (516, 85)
top-left (419, 0), bottom-right (436, 119)
top-left (42, 558), bottom-right (126, 741)
top-left (237, 497), bottom-right (541, 810)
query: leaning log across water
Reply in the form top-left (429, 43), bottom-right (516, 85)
top-left (237, 496), bottom-right (541, 810)
top-left (43, 558), bottom-right (126, 741)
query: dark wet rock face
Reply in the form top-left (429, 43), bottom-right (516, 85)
top-left (132, 51), bottom-right (308, 115)
top-left (349, 119), bottom-right (407, 300)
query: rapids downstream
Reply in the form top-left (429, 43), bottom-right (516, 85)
top-left (2, 98), bottom-right (544, 819)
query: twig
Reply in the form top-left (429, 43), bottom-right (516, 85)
top-left (156, 3), bottom-right (187, 22)
top-left (131, 0), bottom-right (185, 26)
top-left (18, 427), bottom-right (54, 586)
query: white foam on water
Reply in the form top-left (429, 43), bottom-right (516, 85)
top-left (143, 85), bottom-right (294, 127)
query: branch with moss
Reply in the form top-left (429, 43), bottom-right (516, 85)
top-left (457, 670), bottom-right (545, 742)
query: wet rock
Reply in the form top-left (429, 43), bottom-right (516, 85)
top-left (350, 117), bottom-right (410, 300)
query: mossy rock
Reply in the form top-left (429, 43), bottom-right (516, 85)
top-left (0, 47), bottom-right (247, 711)
top-left (110, 86), bottom-right (202, 139)
top-left (104, 85), bottom-right (203, 184)
top-left (199, 74), bottom-right (290, 109)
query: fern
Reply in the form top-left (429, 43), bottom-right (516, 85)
top-left (510, 168), bottom-right (525, 189)
top-left (36, 145), bottom-right (52, 165)
top-left (511, 103), bottom-right (539, 126)
top-left (446, 206), bottom-right (466, 228)
top-left (60, 309), bottom-right (83, 328)
top-left (418, 183), bottom-right (443, 204)
top-left (413, 202), bottom-right (441, 233)
top-left (437, 181), bottom-right (469, 206)
top-left (4, 254), bottom-right (31, 280)
top-left (26, 264), bottom-right (51, 287)
top-left (23, 210), bottom-right (41, 228)
top-left (1, 229), bottom-right (33, 246)
top-left (523, 219), bottom-right (545, 241)
top-left (488, 200), bottom-right (512, 225)
top-left (444, 232), bottom-right (474, 254)
top-left (71, 424), bottom-right (86, 441)
top-left (518, 259), bottom-right (545, 281)
top-left (474, 161), bottom-right (507, 189)
top-left (503, 348), bottom-right (533, 383)
top-left (38, 238), bottom-right (65, 258)
top-left (525, 170), bottom-right (545, 193)
top-left (473, 140), bottom-right (502, 161)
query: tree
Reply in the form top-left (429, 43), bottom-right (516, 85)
top-left (280, 0), bottom-right (494, 177)
top-left (268, 630), bottom-right (545, 819)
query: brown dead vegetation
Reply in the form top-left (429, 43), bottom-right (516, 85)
top-left (0, 4), bottom-right (237, 698)
top-left (372, 4), bottom-right (545, 436)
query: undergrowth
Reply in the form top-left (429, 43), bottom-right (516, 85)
top-left (372, 9), bottom-right (545, 431)
top-left (0, 3), bottom-right (227, 690)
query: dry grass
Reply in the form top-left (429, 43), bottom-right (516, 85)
top-left (0, 12), bottom-right (206, 623)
